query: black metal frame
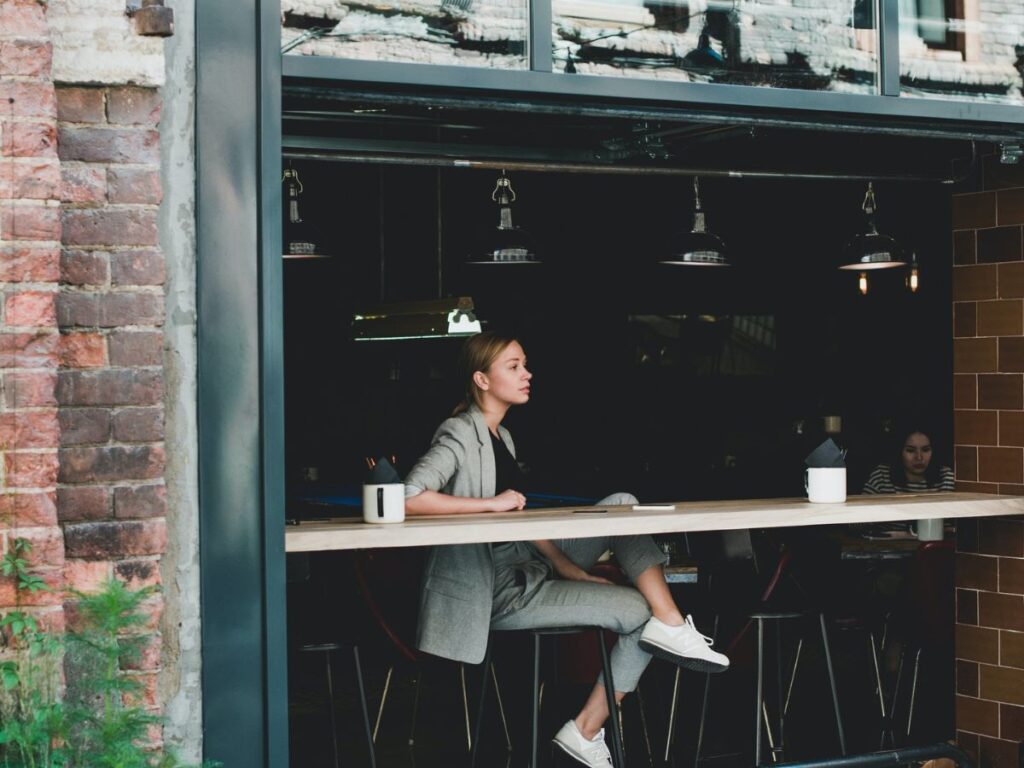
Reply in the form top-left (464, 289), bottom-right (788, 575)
top-left (197, 0), bottom-right (1020, 765)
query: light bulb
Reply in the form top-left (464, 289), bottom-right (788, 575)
top-left (909, 265), bottom-right (919, 292)
top-left (859, 272), bottom-right (868, 295)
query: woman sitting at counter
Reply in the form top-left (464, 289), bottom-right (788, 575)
top-left (862, 425), bottom-right (955, 494)
top-left (404, 331), bottom-right (729, 768)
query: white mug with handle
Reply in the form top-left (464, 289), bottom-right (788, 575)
top-left (804, 467), bottom-right (847, 503)
top-left (911, 518), bottom-right (944, 541)
top-left (363, 483), bottom-right (406, 524)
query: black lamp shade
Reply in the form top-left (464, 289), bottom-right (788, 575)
top-left (839, 231), bottom-right (906, 270)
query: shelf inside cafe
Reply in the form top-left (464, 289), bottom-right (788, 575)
top-left (280, 97), bottom-right (1019, 768)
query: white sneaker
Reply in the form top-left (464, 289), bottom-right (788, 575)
top-left (552, 720), bottom-right (613, 767)
top-left (639, 615), bottom-right (730, 673)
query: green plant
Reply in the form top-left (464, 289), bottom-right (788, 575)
top-left (0, 541), bottom-right (216, 768)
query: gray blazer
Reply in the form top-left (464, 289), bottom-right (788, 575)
top-left (404, 405), bottom-right (514, 664)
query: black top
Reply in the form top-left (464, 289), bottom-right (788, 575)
top-left (490, 430), bottom-right (525, 494)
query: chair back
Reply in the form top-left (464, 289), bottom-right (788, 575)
top-left (352, 548), bottom-right (425, 663)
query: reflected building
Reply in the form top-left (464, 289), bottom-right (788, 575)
top-left (282, 0), bottom-right (1023, 104)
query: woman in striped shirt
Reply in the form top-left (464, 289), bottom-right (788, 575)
top-left (863, 426), bottom-right (955, 494)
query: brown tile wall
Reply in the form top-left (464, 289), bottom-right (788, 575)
top-left (955, 157), bottom-right (1024, 767)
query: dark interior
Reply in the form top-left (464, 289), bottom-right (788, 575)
top-left (281, 96), bottom-right (969, 505)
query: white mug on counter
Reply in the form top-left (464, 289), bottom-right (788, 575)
top-left (363, 483), bottom-right (405, 524)
top-left (912, 517), bottom-right (944, 541)
top-left (804, 467), bottom-right (847, 503)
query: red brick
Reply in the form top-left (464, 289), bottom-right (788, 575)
top-left (60, 250), bottom-right (108, 286)
top-left (0, 160), bottom-right (59, 200)
top-left (958, 623), bottom-right (1000, 663)
top-left (0, 246), bottom-right (59, 282)
top-left (0, 410), bottom-right (58, 450)
top-left (955, 338), bottom-right (998, 373)
top-left (107, 331), bottom-right (161, 366)
top-left (0, 203), bottom-right (61, 241)
top-left (122, 672), bottom-right (159, 708)
top-left (1000, 262), bottom-right (1024, 299)
top-left (1000, 703), bottom-right (1024, 741)
top-left (980, 519), bottom-right (1024, 557)
top-left (0, 332), bottom-right (57, 368)
top-left (958, 553), bottom-right (998, 590)
top-left (114, 558), bottom-right (162, 590)
top-left (106, 88), bottom-right (162, 126)
top-left (978, 226), bottom-right (1024, 264)
top-left (954, 192), bottom-right (998, 230)
top-left (57, 127), bottom-right (159, 164)
top-left (957, 446), bottom-right (979, 481)
top-left (955, 265), bottom-right (999, 302)
top-left (955, 230), bottom-right (978, 265)
top-left (956, 695), bottom-right (999, 737)
top-left (64, 518), bottom-right (167, 558)
top-left (956, 302), bottom-right (977, 337)
top-left (999, 338), bottom-right (1024, 372)
top-left (59, 332), bottom-right (107, 368)
top-left (0, 40), bottom-right (51, 78)
top-left (1001, 558), bottom-right (1024, 594)
top-left (1001, 189), bottom-right (1024, 226)
top-left (60, 165), bottom-right (106, 204)
top-left (56, 485), bottom-right (110, 522)
top-left (1002, 630), bottom-right (1024, 668)
top-left (958, 659), bottom-right (979, 694)
top-left (56, 369), bottom-right (162, 406)
top-left (110, 250), bottom-right (165, 286)
top-left (14, 571), bottom-right (63, 607)
top-left (106, 168), bottom-right (161, 205)
top-left (57, 292), bottom-right (163, 328)
top-left (62, 559), bottom-right (111, 594)
top-left (979, 736), bottom-right (1019, 768)
top-left (55, 88), bottom-right (105, 124)
top-left (980, 592), bottom-right (1024, 631)
top-left (979, 447), bottom-right (1024, 484)
top-left (955, 375), bottom-right (978, 409)
top-left (120, 632), bottom-right (161, 672)
top-left (114, 484), bottom-right (165, 519)
top-left (2, 372), bottom-right (56, 408)
top-left (58, 408), bottom-right (111, 446)
top-left (956, 410), bottom-right (999, 445)
top-left (1002, 412), bottom-right (1024, 447)
top-left (0, 491), bottom-right (57, 527)
top-left (61, 209), bottom-right (157, 247)
top-left (959, 588), bottom-right (979, 624)
top-left (15, 527), bottom-right (64, 571)
top-left (0, 82), bottom-right (55, 120)
top-left (978, 301), bottom-right (1024, 336)
top-left (112, 408), bottom-right (163, 443)
top-left (58, 444), bottom-right (165, 483)
top-left (0, 3), bottom-right (47, 38)
top-left (0, 120), bottom-right (56, 158)
top-left (4, 291), bottom-right (56, 327)
top-left (4, 450), bottom-right (58, 488)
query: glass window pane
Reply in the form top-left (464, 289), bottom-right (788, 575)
top-left (282, 0), bottom-right (529, 68)
top-left (551, 0), bottom-right (879, 92)
top-left (900, 0), bottom-right (1024, 105)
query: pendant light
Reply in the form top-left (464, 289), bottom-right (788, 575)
top-left (661, 177), bottom-right (730, 266)
top-left (839, 182), bottom-right (906, 271)
top-left (908, 252), bottom-right (920, 292)
top-left (467, 171), bottom-right (539, 265)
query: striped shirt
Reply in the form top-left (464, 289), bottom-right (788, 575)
top-left (862, 463), bottom-right (956, 494)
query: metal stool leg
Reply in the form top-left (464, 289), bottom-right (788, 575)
top-left (352, 646), bottom-right (378, 768)
top-left (491, 662), bottom-right (513, 752)
top-left (408, 669), bottom-right (422, 747)
top-left (532, 633), bottom-right (542, 768)
top-left (906, 648), bottom-right (922, 738)
top-left (372, 665), bottom-right (393, 743)
top-left (755, 618), bottom-right (765, 767)
top-left (664, 667), bottom-right (681, 764)
top-left (774, 621), bottom-right (785, 762)
top-left (818, 614), bottom-right (846, 756)
top-left (471, 643), bottom-right (493, 768)
top-left (324, 649), bottom-right (341, 768)
top-left (692, 615), bottom-right (719, 768)
top-left (598, 630), bottom-right (627, 768)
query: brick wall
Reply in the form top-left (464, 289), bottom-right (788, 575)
top-left (0, 0), bottom-right (68, 633)
top-left (954, 158), bottom-right (1024, 767)
top-left (55, 82), bottom-right (168, 725)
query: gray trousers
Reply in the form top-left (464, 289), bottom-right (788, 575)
top-left (489, 493), bottom-right (668, 693)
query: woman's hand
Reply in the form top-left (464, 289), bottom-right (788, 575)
top-left (489, 489), bottom-right (527, 512)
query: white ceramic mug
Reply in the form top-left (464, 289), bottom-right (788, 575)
top-left (363, 483), bottom-right (405, 524)
top-left (804, 467), bottom-right (847, 503)
top-left (912, 517), bottom-right (944, 541)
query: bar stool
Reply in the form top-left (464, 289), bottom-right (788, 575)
top-left (299, 642), bottom-right (377, 768)
top-left (471, 626), bottom-right (627, 768)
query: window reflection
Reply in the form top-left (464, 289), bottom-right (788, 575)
top-left (900, 0), bottom-right (1024, 105)
top-left (281, 0), bottom-right (528, 68)
top-left (552, 0), bottom-right (879, 91)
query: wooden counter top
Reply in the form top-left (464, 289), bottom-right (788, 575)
top-left (284, 492), bottom-right (1024, 552)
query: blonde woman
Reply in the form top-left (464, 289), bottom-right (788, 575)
top-left (405, 331), bottom-right (728, 768)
